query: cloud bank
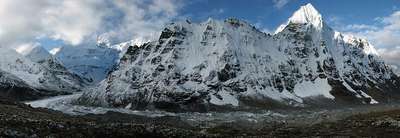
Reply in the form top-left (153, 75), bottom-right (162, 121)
top-left (0, 0), bottom-right (182, 48)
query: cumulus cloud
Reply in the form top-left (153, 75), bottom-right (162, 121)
top-left (0, 0), bottom-right (47, 46)
top-left (0, 0), bottom-right (183, 48)
top-left (370, 11), bottom-right (400, 48)
top-left (377, 47), bottom-right (400, 74)
top-left (343, 24), bottom-right (378, 31)
top-left (98, 0), bottom-right (183, 45)
top-left (43, 0), bottom-right (107, 45)
top-left (273, 0), bottom-right (291, 9)
top-left (377, 47), bottom-right (400, 62)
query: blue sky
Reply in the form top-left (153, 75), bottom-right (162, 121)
top-left (35, 0), bottom-right (400, 50)
top-left (0, 0), bottom-right (399, 71)
top-left (181, 0), bottom-right (398, 35)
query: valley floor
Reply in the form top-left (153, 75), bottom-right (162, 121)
top-left (2, 98), bottom-right (400, 137)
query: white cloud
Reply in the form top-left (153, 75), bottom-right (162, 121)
top-left (99, 0), bottom-right (183, 45)
top-left (0, 0), bottom-right (183, 47)
top-left (0, 0), bottom-right (47, 46)
top-left (149, 0), bottom-right (180, 17)
top-left (370, 11), bottom-right (400, 48)
top-left (377, 47), bottom-right (400, 62)
top-left (43, 0), bottom-right (106, 45)
top-left (377, 47), bottom-right (400, 74)
top-left (343, 24), bottom-right (378, 31)
top-left (273, 0), bottom-right (290, 9)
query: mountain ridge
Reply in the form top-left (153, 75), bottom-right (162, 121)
top-left (76, 4), bottom-right (400, 112)
top-left (0, 46), bottom-right (86, 101)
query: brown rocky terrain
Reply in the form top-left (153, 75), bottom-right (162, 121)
top-left (3, 98), bottom-right (400, 137)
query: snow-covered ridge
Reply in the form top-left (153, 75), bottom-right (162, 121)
top-left (77, 3), bottom-right (399, 111)
top-left (342, 34), bottom-right (379, 55)
top-left (0, 46), bottom-right (85, 97)
top-left (15, 43), bottom-right (51, 63)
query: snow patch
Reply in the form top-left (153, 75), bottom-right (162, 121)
top-left (343, 81), bottom-right (356, 93)
top-left (370, 99), bottom-right (379, 104)
top-left (294, 78), bottom-right (334, 99)
top-left (125, 103), bottom-right (132, 109)
top-left (359, 90), bottom-right (379, 104)
top-left (49, 47), bottom-right (61, 55)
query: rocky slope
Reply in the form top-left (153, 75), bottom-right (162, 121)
top-left (0, 47), bottom-right (86, 101)
top-left (0, 99), bottom-right (205, 138)
top-left (78, 4), bottom-right (400, 111)
top-left (6, 97), bottom-right (400, 137)
top-left (0, 70), bottom-right (42, 101)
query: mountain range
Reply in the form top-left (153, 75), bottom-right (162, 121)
top-left (0, 4), bottom-right (398, 112)
top-left (76, 4), bottom-right (400, 112)
top-left (0, 46), bottom-right (85, 101)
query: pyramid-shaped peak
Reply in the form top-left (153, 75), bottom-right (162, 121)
top-left (303, 3), bottom-right (318, 12)
top-left (289, 3), bottom-right (323, 29)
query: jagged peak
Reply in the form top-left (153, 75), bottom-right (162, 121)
top-left (96, 36), bottom-right (111, 48)
top-left (289, 3), bottom-right (323, 28)
top-left (15, 43), bottom-right (52, 63)
top-left (275, 3), bottom-right (324, 34)
top-left (224, 18), bottom-right (253, 28)
top-left (334, 31), bottom-right (379, 56)
top-left (342, 34), bottom-right (379, 56)
top-left (159, 18), bottom-right (265, 42)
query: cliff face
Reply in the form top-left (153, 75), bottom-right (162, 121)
top-left (78, 4), bottom-right (400, 111)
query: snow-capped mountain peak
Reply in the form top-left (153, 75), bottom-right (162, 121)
top-left (275, 3), bottom-right (324, 33)
top-left (289, 3), bottom-right (323, 28)
top-left (15, 44), bottom-right (51, 63)
top-left (97, 36), bottom-right (111, 48)
top-left (0, 47), bottom-right (85, 96)
top-left (76, 4), bottom-right (400, 111)
top-left (342, 34), bottom-right (379, 56)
